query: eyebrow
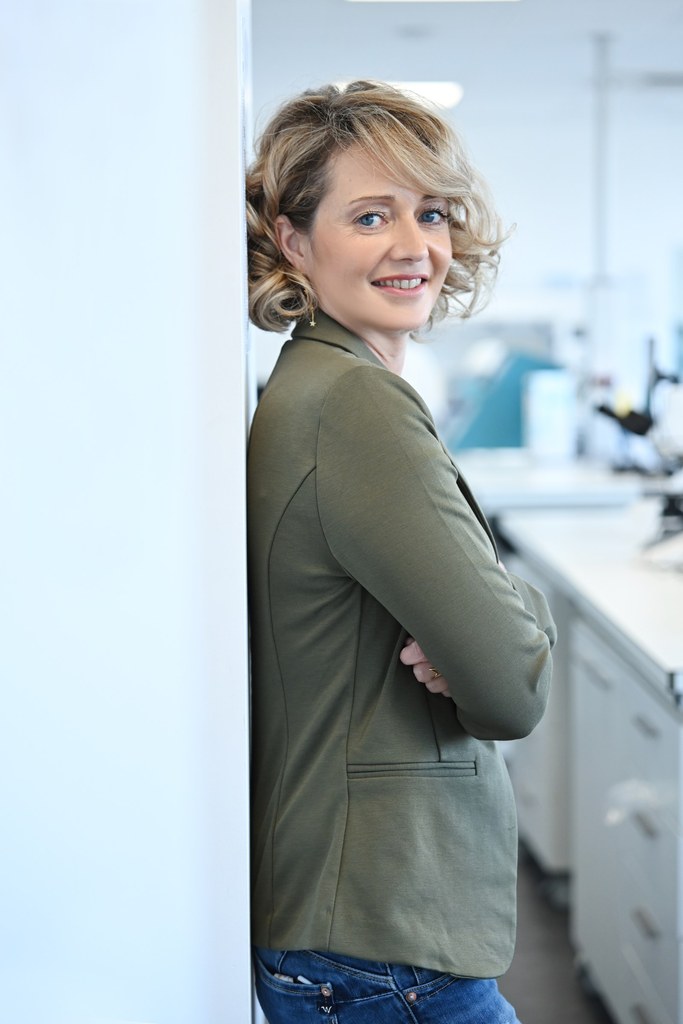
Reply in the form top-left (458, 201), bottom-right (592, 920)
top-left (348, 194), bottom-right (445, 205)
top-left (348, 194), bottom-right (396, 205)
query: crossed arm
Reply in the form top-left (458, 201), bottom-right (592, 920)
top-left (400, 557), bottom-right (508, 700)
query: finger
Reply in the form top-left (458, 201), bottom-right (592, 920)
top-left (423, 679), bottom-right (450, 696)
top-left (414, 660), bottom-right (446, 681)
top-left (423, 675), bottom-right (450, 700)
top-left (399, 639), bottom-right (428, 666)
top-left (410, 662), bottom-right (433, 683)
top-left (424, 676), bottom-right (450, 695)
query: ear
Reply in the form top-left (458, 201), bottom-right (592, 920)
top-left (275, 214), bottom-right (310, 272)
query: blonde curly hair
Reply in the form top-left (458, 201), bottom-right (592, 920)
top-left (246, 80), bottom-right (505, 333)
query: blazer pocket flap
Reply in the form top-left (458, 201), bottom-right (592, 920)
top-left (348, 760), bottom-right (476, 779)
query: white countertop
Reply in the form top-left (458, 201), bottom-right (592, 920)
top-left (454, 449), bottom-right (643, 512)
top-left (498, 500), bottom-right (683, 697)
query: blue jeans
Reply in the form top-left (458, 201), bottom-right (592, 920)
top-left (253, 947), bottom-right (521, 1024)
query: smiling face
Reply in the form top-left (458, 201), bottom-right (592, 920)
top-left (275, 146), bottom-right (454, 364)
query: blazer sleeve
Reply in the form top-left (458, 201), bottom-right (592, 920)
top-left (316, 364), bottom-right (556, 741)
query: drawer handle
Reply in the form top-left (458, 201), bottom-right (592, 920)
top-left (631, 906), bottom-right (661, 941)
top-left (575, 648), bottom-right (615, 687)
top-left (575, 652), bottom-right (598, 673)
top-left (631, 1003), bottom-right (657, 1024)
top-left (588, 668), bottom-right (612, 691)
top-left (633, 810), bottom-right (659, 840)
top-left (632, 713), bottom-right (660, 739)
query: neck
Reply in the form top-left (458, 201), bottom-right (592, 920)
top-left (360, 332), bottom-right (408, 376)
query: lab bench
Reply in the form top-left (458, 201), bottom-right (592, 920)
top-left (495, 500), bottom-right (683, 1024)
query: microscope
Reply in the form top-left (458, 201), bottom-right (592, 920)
top-left (596, 338), bottom-right (683, 544)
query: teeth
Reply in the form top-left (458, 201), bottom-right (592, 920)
top-left (376, 278), bottom-right (423, 290)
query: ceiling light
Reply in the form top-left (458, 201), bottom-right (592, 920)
top-left (336, 80), bottom-right (464, 108)
top-left (390, 81), bottom-right (464, 108)
top-left (347, 1), bottom-right (520, 4)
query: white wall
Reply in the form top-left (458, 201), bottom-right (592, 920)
top-left (0, 2), bottom-right (252, 1021)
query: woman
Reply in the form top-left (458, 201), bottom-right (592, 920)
top-left (247, 81), bottom-right (556, 1024)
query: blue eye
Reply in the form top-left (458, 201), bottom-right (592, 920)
top-left (356, 211), bottom-right (384, 228)
top-left (420, 208), bottom-right (448, 225)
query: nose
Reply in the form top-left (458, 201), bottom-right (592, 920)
top-left (390, 215), bottom-right (429, 262)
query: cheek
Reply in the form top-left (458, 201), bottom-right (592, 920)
top-left (443, 232), bottom-right (455, 262)
top-left (433, 239), bottom-right (453, 280)
top-left (309, 238), bottom-right (356, 283)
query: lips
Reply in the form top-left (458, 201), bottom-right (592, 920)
top-left (372, 276), bottom-right (427, 290)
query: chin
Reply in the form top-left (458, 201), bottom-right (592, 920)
top-left (395, 314), bottom-right (431, 333)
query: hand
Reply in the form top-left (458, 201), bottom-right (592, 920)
top-left (399, 637), bottom-right (452, 699)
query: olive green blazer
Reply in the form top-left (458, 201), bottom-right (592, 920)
top-left (248, 313), bottom-right (556, 978)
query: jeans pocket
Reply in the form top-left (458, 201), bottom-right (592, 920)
top-left (412, 965), bottom-right (456, 986)
top-left (253, 948), bottom-right (339, 1023)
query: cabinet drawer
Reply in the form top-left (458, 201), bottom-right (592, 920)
top-left (625, 675), bottom-right (681, 835)
top-left (622, 939), bottom-right (675, 1024)
top-left (621, 816), bottom-right (681, 938)
top-left (620, 861), bottom-right (679, 1021)
top-left (572, 625), bottom-right (619, 694)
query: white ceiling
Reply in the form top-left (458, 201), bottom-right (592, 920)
top-left (251, 0), bottom-right (683, 120)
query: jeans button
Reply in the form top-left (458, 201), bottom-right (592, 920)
top-left (406, 991), bottom-right (418, 1003)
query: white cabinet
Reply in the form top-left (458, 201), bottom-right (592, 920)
top-left (497, 502), bottom-right (683, 1024)
top-left (503, 550), bottom-right (572, 874)
top-left (569, 616), bottom-right (683, 1024)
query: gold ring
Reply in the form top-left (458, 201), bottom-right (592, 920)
top-left (429, 666), bottom-right (442, 680)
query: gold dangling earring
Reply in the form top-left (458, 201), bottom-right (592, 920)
top-left (302, 281), bottom-right (316, 327)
